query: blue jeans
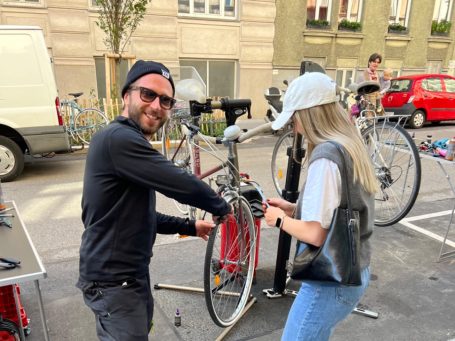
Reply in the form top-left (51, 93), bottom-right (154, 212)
top-left (281, 267), bottom-right (370, 341)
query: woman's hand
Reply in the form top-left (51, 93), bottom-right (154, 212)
top-left (195, 220), bottom-right (216, 241)
top-left (266, 198), bottom-right (296, 217)
top-left (263, 205), bottom-right (285, 228)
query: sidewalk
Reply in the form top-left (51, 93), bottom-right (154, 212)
top-left (18, 198), bottom-right (455, 340)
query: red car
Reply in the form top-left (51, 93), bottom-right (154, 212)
top-left (381, 74), bottom-right (455, 128)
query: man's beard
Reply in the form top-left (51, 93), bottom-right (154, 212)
top-left (128, 102), bottom-right (167, 136)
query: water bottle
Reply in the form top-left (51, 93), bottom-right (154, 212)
top-left (445, 137), bottom-right (455, 161)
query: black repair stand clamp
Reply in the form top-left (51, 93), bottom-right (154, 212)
top-left (261, 133), bottom-right (378, 319)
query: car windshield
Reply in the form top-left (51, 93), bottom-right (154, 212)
top-left (389, 79), bottom-right (412, 92)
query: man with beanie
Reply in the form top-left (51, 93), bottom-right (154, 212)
top-left (76, 60), bottom-right (231, 340)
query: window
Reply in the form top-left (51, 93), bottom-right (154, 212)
top-left (180, 60), bottom-right (236, 98)
top-left (422, 78), bottom-right (443, 92)
top-left (389, 0), bottom-right (412, 27)
top-left (444, 78), bottom-right (455, 93)
top-left (179, 0), bottom-right (237, 19)
top-left (336, 69), bottom-right (357, 105)
top-left (338, 0), bottom-right (362, 22)
top-left (433, 0), bottom-right (453, 21)
top-left (307, 0), bottom-right (332, 22)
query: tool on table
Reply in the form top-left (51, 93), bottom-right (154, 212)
top-left (0, 257), bottom-right (21, 269)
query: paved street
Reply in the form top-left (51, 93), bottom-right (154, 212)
top-left (2, 119), bottom-right (455, 340)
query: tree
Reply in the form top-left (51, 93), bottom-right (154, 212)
top-left (94, 0), bottom-right (151, 100)
top-left (95, 0), bottom-right (150, 55)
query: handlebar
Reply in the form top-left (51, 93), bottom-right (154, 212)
top-left (190, 97), bottom-right (252, 127)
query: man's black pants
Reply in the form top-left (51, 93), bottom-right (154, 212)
top-left (78, 275), bottom-right (153, 341)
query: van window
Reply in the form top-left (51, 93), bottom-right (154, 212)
top-left (389, 79), bottom-right (412, 92)
top-left (421, 78), bottom-right (443, 92)
top-left (0, 34), bottom-right (42, 86)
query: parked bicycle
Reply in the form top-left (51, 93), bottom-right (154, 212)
top-left (271, 81), bottom-right (421, 226)
top-left (60, 92), bottom-right (109, 145)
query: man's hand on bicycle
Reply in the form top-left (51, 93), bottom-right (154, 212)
top-left (195, 220), bottom-right (216, 241)
top-left (212, 204), bottom-right (234, 225)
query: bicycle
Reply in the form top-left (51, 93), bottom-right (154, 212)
top-left (162, 95), bottom-right (272, 327)
top-left (60, 92), bottom-right (109, 145)
top-left (271, 82), bottom-right (421, 226)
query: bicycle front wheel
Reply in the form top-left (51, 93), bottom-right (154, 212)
top-left (361, 121), bottom-right (421, 226)
top-left (204, 195), bottom-right (256, 327)
top-left (271, 130), bottom-right (307, 197)
top-left (75, 108), bottom-right (109, 145)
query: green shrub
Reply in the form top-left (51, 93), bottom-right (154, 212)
top-left (338, 19), bottom-right (362, 31)
top-left (388, 23), bottom-right (407, 32)
top-left (306, 19), bottom-right (330, 28)
top-left (432, 20), bottom-right (452, 34)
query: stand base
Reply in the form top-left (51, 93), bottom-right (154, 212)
top-left (154, 283), bottom-right (257, 340)
top-left (262, 286), bottom-right (379, 319)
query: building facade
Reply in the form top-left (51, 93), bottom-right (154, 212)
top-left (273, 0), bottom-right (455, 92)
top-left (0, 0), bottom-right (275, 117)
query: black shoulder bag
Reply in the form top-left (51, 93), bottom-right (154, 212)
top-left (290, 142), bottom-right (362, 286)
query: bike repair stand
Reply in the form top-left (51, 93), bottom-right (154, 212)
top-left (262, 132), bottom-right (379, 319)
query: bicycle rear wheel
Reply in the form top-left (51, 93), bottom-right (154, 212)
top-left (204, 195), bottom-right (256, 327)
top-left (271, 129), bottom-right (307, 197)
top-left (162, 119), bottom-right (192, 215)
top-left (75, 108), bottom-right (109, 145)
top-left (361, 121), bottom-right (421, 226)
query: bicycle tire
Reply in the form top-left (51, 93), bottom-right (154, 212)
top-left (161, 119), bottom-right (193, 215)
top-left (204, 195), bottom-right (256, 327)
top-left (74, 108), bottom-right (109, 145)
top-left (271, 130), bottom-right (307, 197)
top-left (361, 121), bottom-right (421, 226)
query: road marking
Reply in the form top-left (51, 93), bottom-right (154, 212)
top-left (399, 210), bottom-right (455, 248)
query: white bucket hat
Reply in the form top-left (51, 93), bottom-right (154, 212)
top-left (271, 72), bottom-right (338, 130)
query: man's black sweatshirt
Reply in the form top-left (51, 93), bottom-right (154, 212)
top-left (79, 116), bottom-right (230, 282)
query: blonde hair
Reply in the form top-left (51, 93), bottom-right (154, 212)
top-left (294, 102), bottom-right (378, 194)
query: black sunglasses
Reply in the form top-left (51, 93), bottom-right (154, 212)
top-left (129, 86), bottom-right (176, 110)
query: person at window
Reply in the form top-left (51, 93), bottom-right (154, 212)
top-left (76, 60), bottom-right (231, 340)
top-left (263, 72), bottom-right (378, 341)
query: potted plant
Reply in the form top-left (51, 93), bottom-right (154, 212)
top-left (306, 19), bottom-right (330, 29)
top-left (338, 19), bottom-right (362, 32)
top-left (431, 20), bottom-right (452, 36)
top-left (388, 23), bottom-right (407, 34)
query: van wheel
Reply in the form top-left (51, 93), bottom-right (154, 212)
top-left (0, 137), bottom-right (24, 182)
top-left (409, 110), bottom-right (425, 129)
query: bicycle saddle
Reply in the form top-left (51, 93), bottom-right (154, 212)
top-left (356, 81), bottom-right (380, 96)
top-left (68, 92), bottom-right (84, 98)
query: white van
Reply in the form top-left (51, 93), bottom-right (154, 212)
top-left (0, 25), bottom-right (70, 181)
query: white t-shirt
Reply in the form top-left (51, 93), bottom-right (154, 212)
top-left (298, 158), bottom-right (342, 229)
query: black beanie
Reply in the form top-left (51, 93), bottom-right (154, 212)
top-left (121, 60), bottom-right (175, 98)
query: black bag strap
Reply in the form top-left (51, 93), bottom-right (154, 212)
top-left (327, 141), bottom-right (353, 219)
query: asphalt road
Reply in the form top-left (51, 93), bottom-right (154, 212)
top-left (2, 119), bottom-right (455, 340)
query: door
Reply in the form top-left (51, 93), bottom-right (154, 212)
top-left (442, 77), bottom-right (455, 120)
top-left (418, 77), bottom-right (446, 121)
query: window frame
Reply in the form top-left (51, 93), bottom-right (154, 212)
top-left (389, 0), bottom-right (412, 27)
top-left (1, 0), bottom-right (43, 7)
top-left (433, 0), bottom-right (453, 22)
top-left (179, 59), bottom-right (237, 99)
top-left (338, 0), bottom-right (363, 23)
top-left (307, 0), bottom-right (333, 23)
top-left (178, 0), bottom-right (238, 20)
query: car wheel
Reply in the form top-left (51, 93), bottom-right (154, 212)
top-left (0, 136), bottom-right (24, 182)
top-left (409, 110), bottom-right (425, 129)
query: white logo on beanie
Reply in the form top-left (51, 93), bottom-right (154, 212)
top-left (162, 70), bottom-right (170, 79)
